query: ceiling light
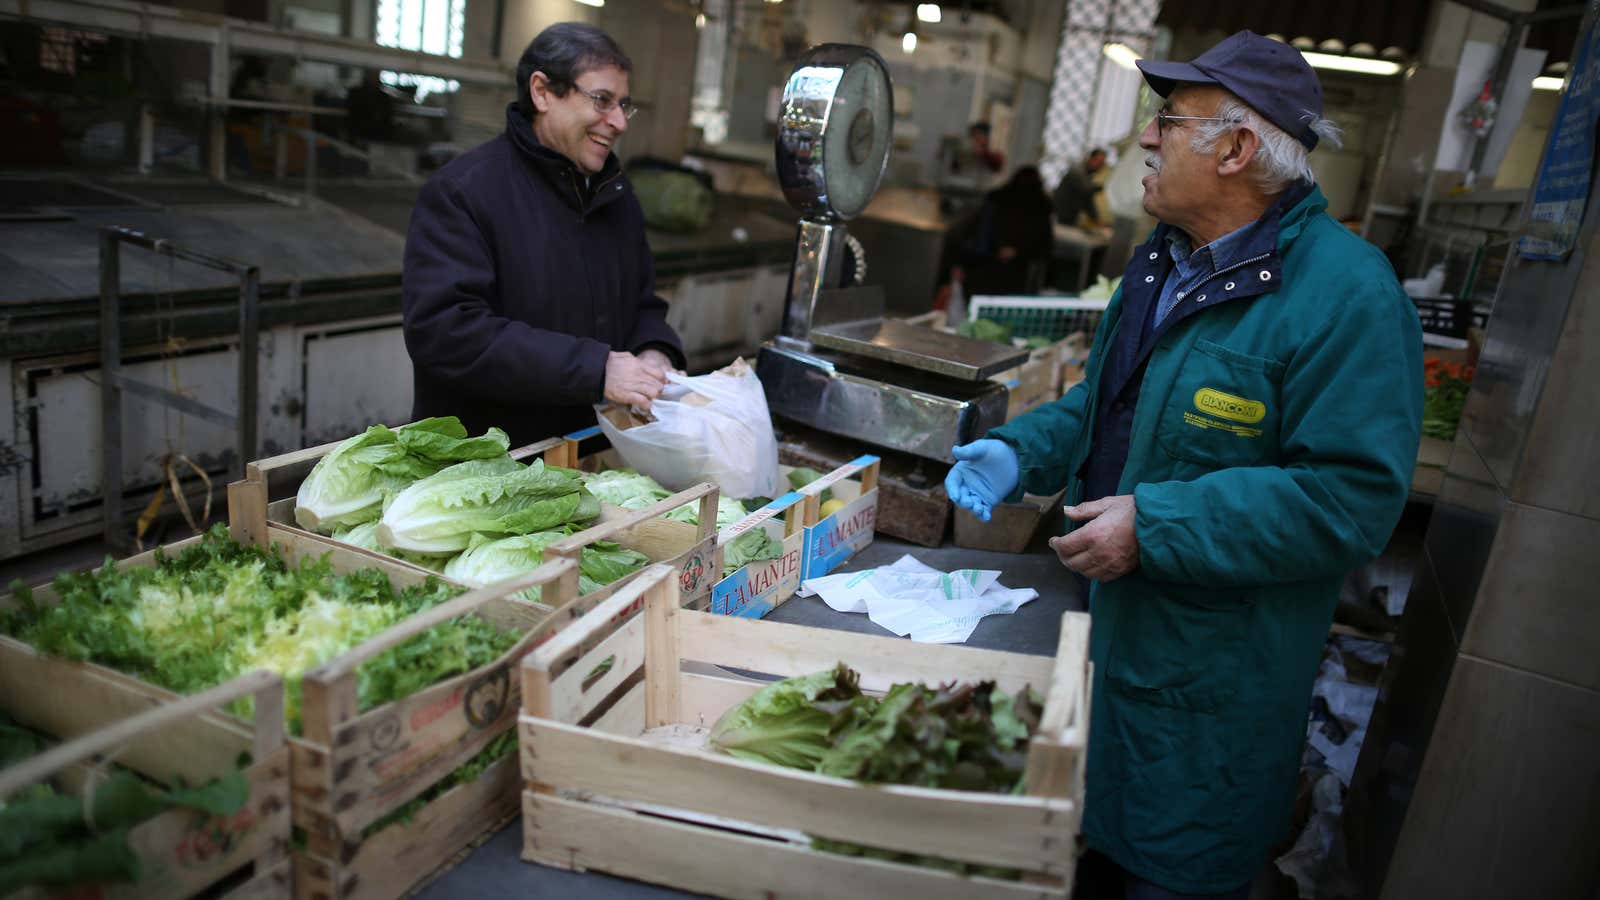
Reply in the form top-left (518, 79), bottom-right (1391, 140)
top-left (571, 0), bottom-right (603, 6)
top-left (695, 12), bottom-right (705, 27)
top-left (902, 31), bottom-right (917, 53)
top-left (1102, 42), bottom-right (1140, 70)
top-left (1300, 50), bottom-right (1402, 75)
top-left (1532, 75), bottom-right (1565, 91)
top-left (917, 3), bottom-right (941, 23)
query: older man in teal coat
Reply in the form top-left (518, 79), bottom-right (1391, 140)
top-left (947, 32), bottom-right (1422, 899)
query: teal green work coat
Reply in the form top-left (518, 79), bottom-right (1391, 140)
top-left (989, 186), bottom-right (1421, 892)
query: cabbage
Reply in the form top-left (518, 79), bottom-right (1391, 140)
top-left (444, 530), bottom-right (649, 604)
top-left (295, 418), bottom-right (510, 533)
top-left (378, 458), bottom-right (599, 555)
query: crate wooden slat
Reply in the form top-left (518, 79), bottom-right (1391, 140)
top-left (0, 669), bottom-right (292, 900)
top-left (517, 567), bottom-right (1092, 898)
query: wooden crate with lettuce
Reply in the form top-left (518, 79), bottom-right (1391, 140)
top-left (0, 517), bottom-right (631, 899)
top-left (790, 455), bottom-right (881, 582)
top-left (231, 416), bottom-right (718, 612)
top-left (0, 669), bottom-right (290, 899)
top-left (518, 566), bottom-right (1091, 898)
top-left (558, 426), bottom-right (873, 619)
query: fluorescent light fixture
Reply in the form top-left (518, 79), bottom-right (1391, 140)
top-left (902, 31), bottom-right (917, 53)
top-left (1532, 75), bottom-right (1565, 91)
top-left (916, 3), bottom-right (941, 23)
top-left (1103, 43), bottom-right (1140, 70)
top-left (571, 0), bottom-right (603, 6)
top-left (1300, 50), bottom-right (1401, 75)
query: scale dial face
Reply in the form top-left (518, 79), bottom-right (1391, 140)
top-left (775, 44), bottom-right (894, 221)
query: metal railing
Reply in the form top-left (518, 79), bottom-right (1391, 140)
top-left (99, 225), bottom-right (260, 549)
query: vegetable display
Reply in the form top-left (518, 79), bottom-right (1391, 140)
top-left (0, 526), bottom-right (511, 732)
top-left (708, 663), bottom-right (1042, 793)
top-left (295, 417), bottom-right (510, 532)
top-left (707, 663), bottom-right (1046, 876)
top-left (582, 468), bottom-right (781, 578)
top-left (443, 530), bottom-right (649, 604)
top-left (379, 457), bottom-right (599, 555)
top-left (1422, 357), bottom-right (1474, 440)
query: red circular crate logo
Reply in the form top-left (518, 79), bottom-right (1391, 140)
top-left (679, 554), bottom-right (705, 593)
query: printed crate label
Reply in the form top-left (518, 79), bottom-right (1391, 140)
top-left (711, 493), bottom-right (806, 619)
top-left (801, 455), bottom-right (879, 581)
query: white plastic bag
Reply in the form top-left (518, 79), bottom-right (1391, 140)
top-left (594, 360), bottom-right (782, 499)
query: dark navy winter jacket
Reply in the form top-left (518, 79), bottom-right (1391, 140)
top-left (402, 103), bottom-right (685, 447)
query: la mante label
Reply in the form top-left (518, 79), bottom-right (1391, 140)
top-left (802, 491), bottom-right (876, 581)
top-left (711, 544), bottom-right (803, 618)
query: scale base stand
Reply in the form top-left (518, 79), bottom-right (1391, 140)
top-left (756, 338), bottom-right (1010, 464)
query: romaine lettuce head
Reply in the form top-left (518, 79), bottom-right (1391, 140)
top-left (708, 663), bottom-right (863, 769)
top-left (583, 469), bottom-right (670, 511)
top-left (295, 418), bottom-right (513, 533)
top-left (443, 531), bottom-right (649, 604)
top-left (377, 458), bottom-right (594, 555)
top-left (295, 425), bottom-right (408, 532)
top-left (332, 522), bottom-right (455, 572)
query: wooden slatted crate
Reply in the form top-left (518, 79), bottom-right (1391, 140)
top-left (517, 566), bottom-right (1092, 899)
top-left (0, 600), bottom-right (293, 899)
top-left (794, 455), bottom-right (881, 581)
top-left (233, 427), bottom-right (721, 611)
top-left (288, 558), bottom-right (585, 900)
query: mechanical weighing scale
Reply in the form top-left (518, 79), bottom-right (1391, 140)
top-left (755, 44), bottom-right (1028, 464)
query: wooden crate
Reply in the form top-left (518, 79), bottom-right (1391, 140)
top-left (554, 428), bottom-right (829, 620)
top-left (993, 349), bottom-right (1059, 421)
top-left (235, 427), bottom-right (721, 612)
top-left (517, 567), bottom-right (1092, 899)
top-left (288, 557), bottom-right (593, 900)
top-left (233, 429), bottom-right (568, 583)
top-left (0, 670), bottom-right (291, 900)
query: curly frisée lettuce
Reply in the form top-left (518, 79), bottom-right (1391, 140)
top-left (0, 526), bottom-right (517, 734)
top-left (294, 417), bottom-right (510, 533)
top-left (377, 457), bottom-right (599, 555)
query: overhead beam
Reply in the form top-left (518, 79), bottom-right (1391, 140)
top-left (0, 0), bottom-right (510, 86)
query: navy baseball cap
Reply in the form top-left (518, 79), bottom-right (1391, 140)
top-left (1137, 30), bottom-right (1324, 150)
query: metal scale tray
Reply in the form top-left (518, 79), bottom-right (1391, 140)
top-left (807, 318), bottom-right (1029, 381)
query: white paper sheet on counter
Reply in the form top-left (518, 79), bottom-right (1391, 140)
top-left (797, 554), bottom-right (1037, 643)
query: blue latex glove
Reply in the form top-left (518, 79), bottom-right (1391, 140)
top-left (944, 439), bottom-right (1020, 522)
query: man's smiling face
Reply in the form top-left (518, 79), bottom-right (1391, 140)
top-left (530, 64), bottom-right (630, 175)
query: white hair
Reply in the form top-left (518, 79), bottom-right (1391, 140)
top-left (1190, 95), bottom-right (1343, 193)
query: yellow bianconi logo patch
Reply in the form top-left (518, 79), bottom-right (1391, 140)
top-left (1185, 388), bottom-right (1266, 437)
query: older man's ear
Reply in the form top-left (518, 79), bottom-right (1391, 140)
top-left (1216, 127), bottom-right (1261, 178)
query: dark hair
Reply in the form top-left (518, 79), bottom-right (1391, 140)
top-left (969, 122), bottom-right (992, 137)
top-left (1088, 147), bottom-right (1106, 158)
top-left (516, 23), bottom-right (633, 120)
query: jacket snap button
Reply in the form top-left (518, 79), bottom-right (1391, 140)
top-left (1259, 270), bottom-right (1271, 281)
top-left (1176, 291), bottom-right (1186, 300)
top-left (1144, 275), bottom-right (1155, 283)
top-left (1197, 294), bottom-right (1206, 303)
top-left (1224, 281), bottom-right (1235, 290)
top-left (1148, 252), bottom-right (1159, 260)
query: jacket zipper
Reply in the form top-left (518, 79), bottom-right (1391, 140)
top-left (1170, 250), bottom-right (1273, 313)
top-left (569, 169), bottom-right (623, 222)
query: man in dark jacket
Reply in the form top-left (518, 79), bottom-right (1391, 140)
top-left (402, 23), bottom-right (686, 446)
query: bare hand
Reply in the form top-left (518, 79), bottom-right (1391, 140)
top-left (1049, 494), bottom-right (1140, 582)
top-left (604, 351), bottom-right (667, 410)
top-left (637, 348), bottom-right (676, 379)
